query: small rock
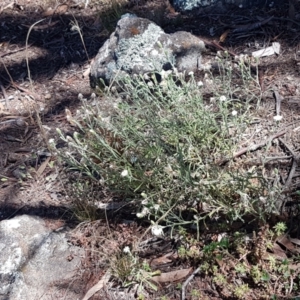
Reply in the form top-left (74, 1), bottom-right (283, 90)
top-left (90, 15), bottom-right (206, 88)
top-left (44, 93), bottom-right (52, 100)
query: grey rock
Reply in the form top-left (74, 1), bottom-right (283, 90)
top-left (0, 215), bottom-right (84, 300)
top-left (90, 15), bottom-right (205, 88)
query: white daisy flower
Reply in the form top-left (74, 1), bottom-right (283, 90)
top-left (153, 204), bottom-right (160, 211)
top-left (219, 95), bottom-right (227, 102)
top-left (161, 69), bottom-right (172, 80)
top-left (136, 207), bottom-right (150, 218)
top-left (273, 115), bottom-right (283, 121)
top-left (123, 246), bottom-right (131, 254)
top-left (232, 110), bottom-right (238, 116)
top-left (151, 49), bottom-right (158, 56)
top-left (121, 170), bottom-right (128, 177)
top-left (151, 225), bottom-right (164, 237)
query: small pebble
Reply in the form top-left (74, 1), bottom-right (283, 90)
top-left (45, 93), bottom-right (52, 100)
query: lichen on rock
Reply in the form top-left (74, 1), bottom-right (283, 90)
top-left (115, 22), bottom-right (173, 74)
top-left (90, 14), bottom-right (206, 89)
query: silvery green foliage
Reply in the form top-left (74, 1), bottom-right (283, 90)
top-left (172, 0), bottom-right (218, 10)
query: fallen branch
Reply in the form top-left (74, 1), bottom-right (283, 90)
top-left (243, 155), bottom-right (293, 167)
top-left (209, 40), bottom-right (237, 57)
top-left (218, 130), bottom-right (286, 165)
top-left (195, 34), bottom-right (237, 57)
top-left (201, 38), bottom-right (237, 57)
top-left (234, 130), bottom-right (286, 157)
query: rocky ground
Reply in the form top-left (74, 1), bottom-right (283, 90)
top-left (1, 0), bottom-right (300, 299)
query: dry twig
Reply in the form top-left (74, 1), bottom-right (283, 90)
top-left (274, 90), bottom-right (283, 116)
top-left (0, 80), bottom-right (9, 109)
top-left (0, 44), bottom-right (33, 58)
top-left (181, 266), bottom-right (200, 300)
top-left (278, 138), bottom-right (299, 189)
top-left (233, 130), bottom-right (286, 157)
top-left (219, 130), bottom-right (286, 165)
top-left (231, 16), bottom-right (274, 33)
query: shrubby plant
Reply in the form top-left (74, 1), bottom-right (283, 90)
top-left (55, 56), bottom-right (281, 232)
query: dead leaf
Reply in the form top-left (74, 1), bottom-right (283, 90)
top-left (270, 243), bottom-right (288, 260)
top-left (276, 235), bottom-right (300, 254)
top-left (219, 29), bottom-right (230, 43)
top-left (82, 269), bottom-right (111, 300)
top-left (150, 253), bottom-right (173, 267)
top-left (289, 237), bottom-right (300, 247)
top-left (36, 156), bottom-right (51, 177)
top-left (151, 267), bottom-right (192, 283)
top-left (252, 42), bottom-right (280, 58)
top-left (83, 66), bottom-right (91, 78)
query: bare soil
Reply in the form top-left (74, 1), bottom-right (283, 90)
top-left (1, 0), bottom-right (300, 299)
